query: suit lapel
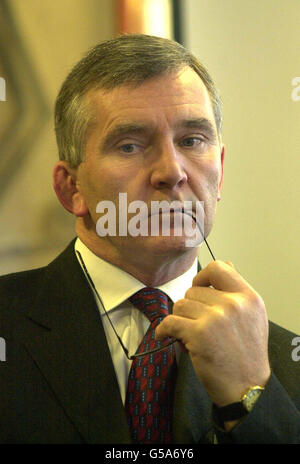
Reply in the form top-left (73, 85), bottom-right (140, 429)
top-left (19, 240), bottom-right (130, 443)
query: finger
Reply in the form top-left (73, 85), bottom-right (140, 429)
top-left (155, 314), bottom-right (192, 341)
top-left (193, 260), bottom-right (249, 292)
top-left (225, 261), bottom-right (235, 269)
top-left (173, 298), bottom-right (210, 320)
top-left (184, 286), bottom-right (228, 307)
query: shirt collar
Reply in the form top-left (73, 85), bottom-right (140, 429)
top-left (75, 237), bottom-right (198, 311)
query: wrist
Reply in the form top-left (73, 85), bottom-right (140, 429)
top-left (213, 385), bottom-right (266, 430)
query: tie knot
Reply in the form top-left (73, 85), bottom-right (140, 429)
top-left (129, 287), bottom-right (170, 322)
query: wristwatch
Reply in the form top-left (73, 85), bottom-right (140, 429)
top-left (242, 385), bottom-right (265, 412)
top-left (213, 385), bottom-right (265, 427)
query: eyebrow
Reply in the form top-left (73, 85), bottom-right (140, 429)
top-left (101, 123), bottom-right (149, 152)
top-left (176, 118), bottom-right (217, 142)
top-left (100, 117), bottom-right (217, 152)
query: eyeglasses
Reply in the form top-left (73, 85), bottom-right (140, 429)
top-left (76, 219), bottom-right (215, 360)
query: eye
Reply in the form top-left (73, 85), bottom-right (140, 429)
top-left (119, 143), bottom-right (136, 153)
top-left (181, 137), bottom-right (206, 148)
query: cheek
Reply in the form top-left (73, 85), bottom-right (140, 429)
top-left (98, 158), bottom-right (140, 191)
top-left (191, 161), bottom-right (221, 199)
top-left (81, 166), bottom-right (142, 212)
top-left (205, 169), bottom-right (221, 197)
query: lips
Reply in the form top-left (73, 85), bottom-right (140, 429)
top-left (148, 206), bottom-right (196, 221)
top-left (169, 209), bottom-right (196, 223)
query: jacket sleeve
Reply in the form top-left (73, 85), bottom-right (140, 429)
top-left (214, 372), bottom-right (300, 444)
top-left (214, 321), bottom-right (300, 444)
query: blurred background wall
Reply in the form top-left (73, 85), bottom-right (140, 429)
top-left (0, 0), bottom-right (115, 273)
top-left (0, 0), bottom-right (299, 333)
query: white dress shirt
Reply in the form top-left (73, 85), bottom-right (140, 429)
top-left (74, 237), bottom-right (198, 404)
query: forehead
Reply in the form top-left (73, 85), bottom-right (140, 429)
top-left (87, 67), bottom-right (216, 133)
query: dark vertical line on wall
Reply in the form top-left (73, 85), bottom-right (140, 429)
top-left (172, 0), bottom-right (183, 45)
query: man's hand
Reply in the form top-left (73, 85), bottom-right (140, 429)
top-left (156, 260), bottom-right (271, 407)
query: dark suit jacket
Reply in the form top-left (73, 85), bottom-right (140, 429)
top-left (0, 239), bottom-right (299, 443)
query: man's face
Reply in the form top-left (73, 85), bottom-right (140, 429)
top-left (75, 67), bottom-right (224, 259)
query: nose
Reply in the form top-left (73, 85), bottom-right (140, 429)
top-left (150, 140), bottom-right (188, 191)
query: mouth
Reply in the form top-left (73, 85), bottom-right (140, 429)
top-left (149, 207), bottom-right (196, 222)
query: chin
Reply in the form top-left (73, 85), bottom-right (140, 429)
top-left (137, 235), bottom-right (199, 257)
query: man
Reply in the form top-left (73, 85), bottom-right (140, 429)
top-left (0, 34), bottom-right (299, 444)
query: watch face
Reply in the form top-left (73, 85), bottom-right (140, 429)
top-left (243, 388), bottom-right (263, 412)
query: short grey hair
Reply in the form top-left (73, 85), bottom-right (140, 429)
top-left (54, 34), bottom-right (222, 168)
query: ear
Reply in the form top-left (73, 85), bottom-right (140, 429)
top-left (217, 144), bottom-right (225, 201)
top-left (53, 161), bottom-right (89, 217)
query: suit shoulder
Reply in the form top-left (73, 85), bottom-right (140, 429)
top-left (268, 320), bottom-right (300, 399)
top-left (0, 239), bottom-right (77, 307)
top-left (268, 320), bottom-right (299, 360)
top-left (0, 268), bottom-right (46, 326)
top-left (0, 267), bottom-right (46, 296)
top-left (269, 319), bottom-right (299, 342)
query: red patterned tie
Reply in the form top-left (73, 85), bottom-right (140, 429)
top-left (125, 287), bottom-right (177, 444)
